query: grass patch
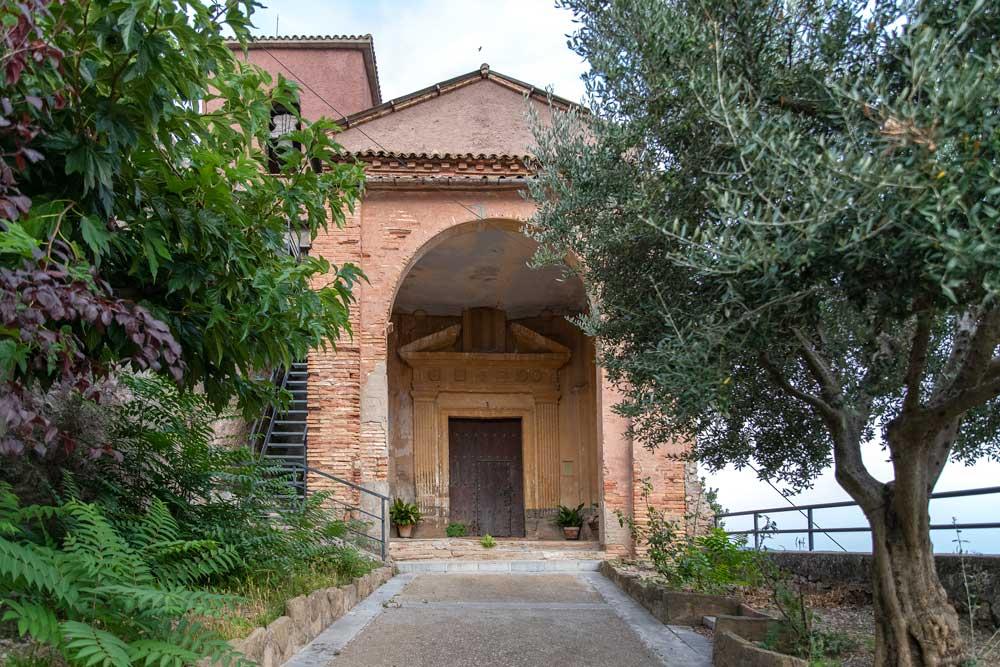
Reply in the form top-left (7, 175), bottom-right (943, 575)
top-left (208, 550), bottom-right (378, 640)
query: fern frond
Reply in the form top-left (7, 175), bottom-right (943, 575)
top-left (1, 599), bottom-right (62, 644)
top-left (146, 540), bottom-right (241, 586)
top-left (126, 639), bottom-right (202, 667)
top-left (131, 499), bottom-right (179, 549)
top-left (0, 538), bottom-right (72, 603)
top-left (94, 585), bottom-right (237, 618)
top-left (61, 501), bottom-right (151, 587)
top-left (61, 620), bottom-right (132, 667)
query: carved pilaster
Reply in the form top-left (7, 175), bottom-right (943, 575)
top-left (412, 392), bottom-right (439, 513)
top-left (534, 396), bottom-right (560, 508)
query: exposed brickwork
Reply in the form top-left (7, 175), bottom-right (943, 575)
top-left (631, 443), bottom-right (689, 556)
top-left (256, 49), bottom-right (695, 553)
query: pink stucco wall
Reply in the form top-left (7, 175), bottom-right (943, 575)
top-left (229, 45), bottom-right (375, 122)
top-left (335, 79), bottom-right (557, 155)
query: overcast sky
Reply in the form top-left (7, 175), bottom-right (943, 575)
top-left (249, 0), bottom-right (1000, 554)
top-left (246, 0), bottom-right (588, 103)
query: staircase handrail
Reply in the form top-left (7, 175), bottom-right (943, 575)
top-left (282, 460), bottom-right (389, 561)
top-left (250, 366), bottom-right (293, 458)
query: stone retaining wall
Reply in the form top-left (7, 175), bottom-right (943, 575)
top-left (600, 561), bottom-right (808, 666)
top-left (768, 552), bottom-right (1000, 626)
top-left (223, 565), bottom-right (395, 667)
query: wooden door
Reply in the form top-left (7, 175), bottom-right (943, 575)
top-left (448, 418), bottom-right (524, 537)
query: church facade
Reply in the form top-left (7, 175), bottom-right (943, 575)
top-left (232, 35), bottom-right (696, 554)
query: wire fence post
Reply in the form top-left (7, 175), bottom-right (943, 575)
top-left (753, 512), bottom-right (760, 550)
top-left (807, 507), bottom-right (814, 551)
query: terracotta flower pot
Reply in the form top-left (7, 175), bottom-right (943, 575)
top-left (397, 524), bottom-right (414, 538)
top-left (562, 526), bottom-right (581, 540)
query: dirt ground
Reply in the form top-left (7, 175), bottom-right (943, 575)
top-left (614, 561), bottom-right (1000, 666)
top-left (742, 584), bottom-right (1000, 666)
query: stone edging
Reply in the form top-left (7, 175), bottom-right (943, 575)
top-left (599, 561), bottom-right (806, 666)
top-left (598, 561), bottom-right (746, 625)
top-left (219, 565), bottom-right (395, 667)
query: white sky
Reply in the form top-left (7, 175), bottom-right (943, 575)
top-left (250, 0), bottom-right (999, 553)
top-left (247, 0), bottom-right (588, 103)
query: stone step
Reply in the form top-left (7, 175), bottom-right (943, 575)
top-left (394, 559), bottom-right (603, 573)
top-left (702, 615), bottom-right (717, 630)
top-left (390, 538), bottom-right (607, 562)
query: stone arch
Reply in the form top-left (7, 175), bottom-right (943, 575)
top-left (381, 216), bottom-right (600, 537)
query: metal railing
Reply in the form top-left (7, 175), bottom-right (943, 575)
top-left (282, 460), bottom-right (390, 561)
top-left (717, 485), bottom-right (1000, 551)
top-left (248, 366), bottom-right (290, 455)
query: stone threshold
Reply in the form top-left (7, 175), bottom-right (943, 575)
top-left (390, 537), bottom-right (608, 562)
top-left (395, 558), bottom-right (603, 572)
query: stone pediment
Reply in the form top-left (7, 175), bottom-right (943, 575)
top-left (399, 323), bottom-right (570, 395)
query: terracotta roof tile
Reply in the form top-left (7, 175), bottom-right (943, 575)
top-left (351, 150), bottom-right (534, 162)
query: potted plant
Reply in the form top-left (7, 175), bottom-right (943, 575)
top-left (555, 503), bottom-right (585, 540)
top-left (587, 503), bottom-right (600, 537)
top-left (389, 498), bottom-right (422, 538)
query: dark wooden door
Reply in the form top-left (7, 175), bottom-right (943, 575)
top-left (448, 418), bottom-right (524, 537)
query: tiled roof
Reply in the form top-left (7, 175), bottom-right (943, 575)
top-left (245, 34), bottom-right (373, 42)
top-left (364, 174), bottom-right (532, 188)
top-left (352, 150), bottom-right (535, 162)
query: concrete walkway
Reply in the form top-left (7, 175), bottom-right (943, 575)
top-left (285, 570), bottom-right (711, 667)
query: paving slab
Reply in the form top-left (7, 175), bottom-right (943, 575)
top-left (284, 570), bottom-right (712, 667)
top-left (396, 572), bottom-right (602, 604)
top-left (394, 558), bottom-right (602, 573)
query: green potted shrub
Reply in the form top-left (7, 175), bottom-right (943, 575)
top-left (390, 498), bottom-right (422, 538)
top-left (555, 503), bottom-right (585, 540)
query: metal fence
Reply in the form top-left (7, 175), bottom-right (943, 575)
top-left (716, 485), bottom-right (1000, 551)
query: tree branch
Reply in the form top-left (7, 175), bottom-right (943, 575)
top-left (792, 327), bottom-right (845, 408)
top-left (831, 427), bottom-right (884, 511)
top-left (933, 376), bottom-right (1000, 423)
top-left (758, 351), bottom-right (841, 423)
top-left (933, 307), bottom-right (1000, 405)
top-left (902, 310), bottom-right (933, 414)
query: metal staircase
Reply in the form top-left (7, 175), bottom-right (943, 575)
top-left (251, 362), bottom-right (309, 491)
top-left (250, 362), bottom-right (390, 560)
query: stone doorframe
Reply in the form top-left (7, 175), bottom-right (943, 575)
top-left (401, 324), bottom-right (570, 520)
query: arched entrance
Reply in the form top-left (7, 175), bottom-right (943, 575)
top-left (385, 221), bottom-right (601, 538)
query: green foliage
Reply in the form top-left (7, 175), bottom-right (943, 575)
top-left (762, 581), bottom-right (855, 663)
top-left (618, 481), bottom-right (761, 594)
top-left (532, 2), bottom-right (999, 655)
top-left (532, 0), bottom-right (1000, 490)
top-left (0, 484), bottom-right (242, 667)
top-left (1, 0), bottom-right (366, 432)
top-left (445, 522), bottom-right (467, 538)
top-left (91, 374), bottom-right (366, 579)
top-left (554, 504), bottom-right (585, 528)
top-left (389, 499), bottom-right (422, 527)
top-left (213, 553), bottom-right (373, 639)
top-left (479, 534), bottom-right (496, 549)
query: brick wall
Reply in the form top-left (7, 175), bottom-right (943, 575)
top-left (307, 186), bottom-right (691, 552)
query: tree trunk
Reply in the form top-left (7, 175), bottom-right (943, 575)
top-left (866, 472), bottom-right (967, 666)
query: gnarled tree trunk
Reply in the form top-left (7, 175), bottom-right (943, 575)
top-left (865, 437), bottom-right (966, 667)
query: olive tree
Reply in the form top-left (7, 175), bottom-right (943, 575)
top-left (530, 0), bottom-right (1000, 663)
